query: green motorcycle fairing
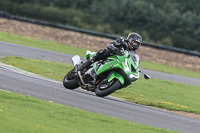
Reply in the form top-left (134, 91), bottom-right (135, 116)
top-left (86, 50), bottom-right (96, 60)
top-left (86, 50), bottom-right (140, 86)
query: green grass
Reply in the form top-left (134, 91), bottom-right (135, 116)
top-left (0, 56), bottom-right (72, 80)
top-left (0, 32), bottom-right (200, 79)
top-left (112, 78), bottom-right (200, 114)
top-left (1, 56), bottom-right (200, 114)
top-left (140, 61), bottom-right (200, 79)
top-left (0, 90), bottom-right (176, 133)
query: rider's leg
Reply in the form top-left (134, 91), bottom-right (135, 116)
top-left (77, 48), bottom-right (110, 71)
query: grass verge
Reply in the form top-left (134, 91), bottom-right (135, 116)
top-left (140, 61), bottom-right (200, 79)
top-left (1, 56), bottom-right (200, 114)
top-left (0, 90), bottom-right (176, 133)
top-left (0, 32), bottom-right (200, 79)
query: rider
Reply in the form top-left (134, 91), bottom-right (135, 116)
top-left (77, 32), bottom-right (142, 71)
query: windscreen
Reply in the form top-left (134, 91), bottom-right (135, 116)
top-left (129, 51), bottom-right (140, 68)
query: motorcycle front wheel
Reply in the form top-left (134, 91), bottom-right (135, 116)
top-left (63, 69), bottom-right (79, 89)
top-left (95, 79), bottom-right (121, 97)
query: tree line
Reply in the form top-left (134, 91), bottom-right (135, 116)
top-left (0, 0), bottom-right (200, 51)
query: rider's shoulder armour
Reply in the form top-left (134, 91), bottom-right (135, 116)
top-left (115, 37), bottom-right (125, 45)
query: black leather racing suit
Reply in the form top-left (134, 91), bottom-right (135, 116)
top-left (92, 37), bottom-right (130, 62)
top-left (78, 37), bottom-right (136, 71)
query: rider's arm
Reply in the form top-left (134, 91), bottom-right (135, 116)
top-left (107, 37), bottom-right (126, 55)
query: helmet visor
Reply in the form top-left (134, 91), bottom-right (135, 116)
top-left (132, 40), bottom-right (141, 46)
top-left (130, 40), bottom-right (141, 49)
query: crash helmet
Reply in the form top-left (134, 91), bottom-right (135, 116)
top-left (127, 32), bottom-right (142, 51)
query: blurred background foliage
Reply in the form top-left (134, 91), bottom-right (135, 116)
top-left (0, 0), bottom-right (200, 51)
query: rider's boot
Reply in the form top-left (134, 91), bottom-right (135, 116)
top-left (78, 59), bottom-right (93, 71)
top-left (75, 56), bottom-right (96, 72)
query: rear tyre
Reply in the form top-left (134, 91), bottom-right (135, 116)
top-left (95, 79), bottom-right (121, 97)
top-left (63, 69), bottom-right (79, 89)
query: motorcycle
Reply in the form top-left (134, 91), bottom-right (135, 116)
top-left (63, 50), bottom-right (150, 97)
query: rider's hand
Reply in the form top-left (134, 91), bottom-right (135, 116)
top-left (114, 48), bottom-right (125, 56)
top-left (119, 49), bottom-right (125, 55)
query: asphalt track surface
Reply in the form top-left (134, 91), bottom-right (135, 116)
top-left (1, 41), bottom-right (200, 133)
top-left (1, 41), bottom-right (200, 86)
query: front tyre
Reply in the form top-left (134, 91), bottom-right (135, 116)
top-left (63, 69), bottom-right (79, 89)
top-left (95, 79), bottom-right (121, 97)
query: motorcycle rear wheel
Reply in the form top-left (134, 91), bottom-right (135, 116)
top-left (95, 79), bottom-right (121, 97)
top-left (63, 69), bottom-right (79, 89)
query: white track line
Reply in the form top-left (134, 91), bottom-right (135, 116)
top-left (0, 62), bottom-right (62, 84)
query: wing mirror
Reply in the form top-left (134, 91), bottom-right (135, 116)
top-left (144, 74), bottom-right (150, 79)
top-left (139, 71), bottom-right (150, 80)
